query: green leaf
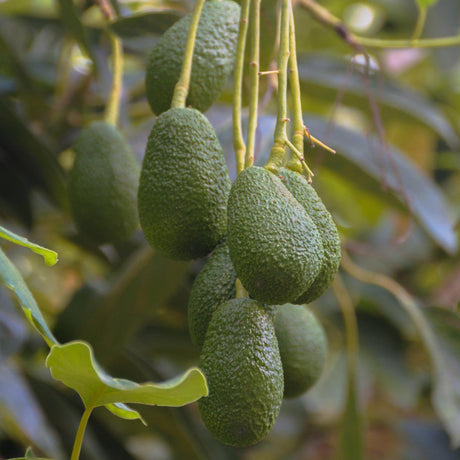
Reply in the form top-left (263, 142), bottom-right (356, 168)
top-left (110, 10), bottom-right (184, 38)
top-left (56, 0), bottom-right (96, 67)
top-left (297, 55), bottom-right (459, 149)
top-left (0, 247), bottom-right (58, 346)
top-left (0, 0), bottom-right (56, 17)
top-left (0, 225), bottom-right (58, 266)
top-left (0, 363), bottom-right (64, 459)
top-left (46, 341), bottom-right (208, 410)
top-left (303, 116), bottom-right (458, 254)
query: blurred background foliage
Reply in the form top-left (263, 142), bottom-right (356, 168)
top-left (1, 0), bottom-right (460, 458)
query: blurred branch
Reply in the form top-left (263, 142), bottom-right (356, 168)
top-left (297, 0), bottom-right (460, 49)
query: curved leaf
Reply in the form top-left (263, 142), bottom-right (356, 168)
top-left (0, 248), bottom-right (57, 346)
top-left (46, 341), bottom-right (208, 410)
top-left (0, 225), bottom-right (58, 266)
top-left (303, 116), bottom-right (458, 254)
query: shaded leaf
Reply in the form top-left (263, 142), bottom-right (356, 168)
top-left (303, 115), bottom-right (458, 254)
top-left (0, 0), bottom-right (56, 17)
top-left (110, 10), bottom-right (184, 38)
top-left (57, 0), bottom-right (96, 66)
top-left (46, 341), bottom-right (208, 409)
top-left (0, 225), bottom-right (58, 266)
top-left (0, 247), bottom-right (57, 347)
top-left (297, 55), bottom-right (459, 149)
top-left (417, 0), bottom-right (439, 7)
top-left (0, 363), bottom-right (64, 459)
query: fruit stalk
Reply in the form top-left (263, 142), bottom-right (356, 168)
top-left (105, 32), bottom-right (123, 126)
top-left (233, 0), bottom-right (250, 174)
top-left (245, 0), bottom-right (261, 169)
top-left (264, 0), bottom-right (290, 173)
top-left (171, 0), bottom-right (207, 109)
top-left (286, 1), bottom-right (305, 175)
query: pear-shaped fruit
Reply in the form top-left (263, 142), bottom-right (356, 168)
top-left (227, 166), bottom-right (324, 304)
top-left (274, 304), bottom-right (328, 398)
top-left (199, 298), bottom-right (283, 447)
top-left (138, 108), bottom-right (230, 260)
top-left (145, 0), bottom-right (240, 115)
top-left (68, 121), bottom-right (139, 244)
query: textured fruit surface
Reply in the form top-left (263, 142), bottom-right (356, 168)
top-left (275, 304), bottom-right (327, 398)
top-left (138, 108), bottom-right (230, 260)
top-left (280, 168), bottom-right (341, 303)
top-left (199, 298), bottom-right (283, 447)
top-left (188, 242), bottom-right (236, 348)
top-left (227, 166), bottom-right (324, 304)
top-left (68, 121), bottom-right (140, 244)
top-left (145, 0), bottom-right (240, 115)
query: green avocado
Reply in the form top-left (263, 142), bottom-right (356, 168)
top-left (145, 0), bottom-right (240, 115)
top-left (227, 166), bottom-right (324, 304)
top-left (199, 298), bottom-right (283, 447)
top-left (138, 107), bottom-right (230, 260)
top-left (188, 242), bottom-right (236, 348)
top-left (275, 304), bottom-right (327, 398)
top-left (279, 168), bottom-right (341, 303)
top-left (68, 121), bottom-right (140, 244)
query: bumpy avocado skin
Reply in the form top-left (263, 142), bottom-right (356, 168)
top-left (227, 166), bottom-right (324, 304)
top-left (145, 0), bottom-right (240, 115)
top-left (275, 304), bottom-right (327, 398)
top-left (279, 168), bottom-right (341, 303)
top-left (188, 242), bottom-right (236, 348)
top-left (68, 121), bottom-right (140, 244)
top-left (199, 298), bottom-right (283, 447)
top-left (138, 108), bottom-right (230, 260)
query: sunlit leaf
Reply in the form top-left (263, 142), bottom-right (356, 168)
top-left (0, 0), bottom-right (56, 17)
top-left (46, 341), bottom-right (208, 409)
top-left (0, 363), bottom-right (64, 459)
top-left (416, 0), bottom-right (439, 8)
top-left (0, 247), bottom-right (57, 347)
top-left (0, 225), bottom-right (58, 266)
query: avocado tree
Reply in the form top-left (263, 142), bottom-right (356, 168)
top-left (1, 0), bottom-right (460, 459)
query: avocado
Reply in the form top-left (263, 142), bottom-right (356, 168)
top-left (188, 242), bottom-right (236, 348)
top-left (68, 121), bottom-right (140, 244)
top-left (279, 168), bottom-right (341, 303)
top-left (138, 107), bottom-right (230, 260)
top-left (275, 304), bottom-right (327, 398)
top-left (199, 298), bottom-right (283, 447)
top-left (145, 0), bottom-right (240, 115)
top-left (227, 166), bottom-right (324, 304)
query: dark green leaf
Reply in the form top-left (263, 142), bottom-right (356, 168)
top-left (0, 247), bottom-right (57, 347)
top-left (303, 115), bottom-right (458, 254)
top-left (56, 0), bottom-right (96, 66)
top-left (46, 341), bottom-right (208, 409)
top-left (297, 55), bottom-right (459, 149)
top-left (110, 10), bottom-right (184, 38)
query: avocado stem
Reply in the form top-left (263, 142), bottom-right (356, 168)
top-left (264, 0), bottom-right (290, 174)
top-left (245, 0), bottom-right (261, 169)
top-left (105, 32), bottom-right (123, 127)
top-left (233, 0), bottom-right (250, 175)
top-left (171, 0), bottom-right (207, 109)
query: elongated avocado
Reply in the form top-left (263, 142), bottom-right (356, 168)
top-left (275, 304), bottom-right (327, 398)
top-left (199, 298), bottom-right (283, 447)
top-left (145, 0), bottom-right (240, 115)
top-left (68, 121), bottom-right (140, 244)
top-left (188, 242), bottom-right (236, 348)
top-left (227, 166), bottom-right (324, 304)
top-left (279, 168), bottom-right (341, 303)
top-left (138, 107), bottom-right (230, 260)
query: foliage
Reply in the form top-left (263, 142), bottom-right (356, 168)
top-left (1, 0), bottom-right (460, 459)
